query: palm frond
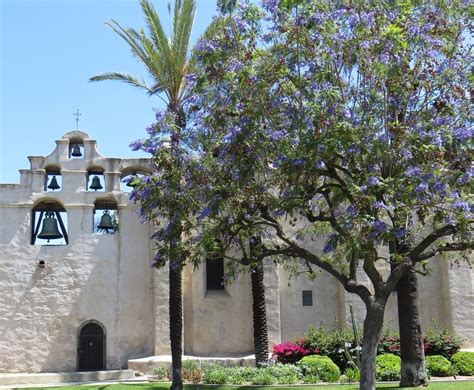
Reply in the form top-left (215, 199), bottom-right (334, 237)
top-left (89, 72), bottom-right (152, 92)
top-left (106, 20), bottom-right (150, 67)
top-left (172, 0), bottom-right (196, 79)
top-left (140, 0), bottom-right (172, 59)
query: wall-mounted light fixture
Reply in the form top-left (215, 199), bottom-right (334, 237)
top-left (38, 260), bottom-right (46, 268)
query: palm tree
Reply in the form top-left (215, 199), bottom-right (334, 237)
top-left (90, 1), bottom-right (196, 389)
top-left (249, 236), bottom-right (269, 367)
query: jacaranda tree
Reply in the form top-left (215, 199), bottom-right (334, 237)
top-left (130, 1), bottom-right (472, 389)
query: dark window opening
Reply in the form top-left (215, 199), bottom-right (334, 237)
top-left (302, 290), bottom-right (313, 306)
top-left (206, 257), bottom-right (224, 290)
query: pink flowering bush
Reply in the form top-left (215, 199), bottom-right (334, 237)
top-left (273, 339), bottom-right (319, 364)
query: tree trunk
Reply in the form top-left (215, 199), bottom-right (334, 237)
top-left (390, 242), bottom-right (428, 387)
top-left (360, 299), bottom-right (385, 390)
top-left (169, 266), bottom-right (183, 390)
top-left (397, 269), bottom-right (428, 387)
top-left (251, 264), bottom-right (268, 367)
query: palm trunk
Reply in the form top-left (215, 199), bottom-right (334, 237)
top-left (397, 270), bottom-right (428, 387)
top-left (360, 299), bottom-right (385, 390)
top-left (251, 264), bottom-right (268, 367)
top-left (169, 266), bottom-right (183, 390)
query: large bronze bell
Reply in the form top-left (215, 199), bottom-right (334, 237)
top-left (47, 176), bottom-right (60, 191)
top-left (71, 144), bottom-right (82, 157)
top-left (89, 176), bottom-right (103, 191)
top-left (97, 210), bottom-right (114, 231)
top-left (37, 212), bottom-right (63, 242)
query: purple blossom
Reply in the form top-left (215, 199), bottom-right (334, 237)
top-left (415, 183), bottom-right (428, 194)
top-left (394, 228), bottom-right (407, 238)
top-left (453, 201), bottom-right (470, 213)
top-left (453, 126), bottom-right (473, 142)
top-left (323, 242), bottom-right (334, 254)
top-left (315, 160), bottom-right (326, 169)
top-left (375, 201), bottom-right (388, 210)
top-left (130, 139), bottom-right (145, 151)
top-left (368, 176), bottom-right (379, 186)
top-left (407, 167), bottom-right (422, 177)
top-left (273, 209), bottom-right (285, 217)
top-left (346, 205), bottom-right (359, 217)
top-left (269, 129), bottom-right (286, 140)
top-left (198, 207), bottom-right (212, 220)
top-left (292, 158), bottom-right (306, 167)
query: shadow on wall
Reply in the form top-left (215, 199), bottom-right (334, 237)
top-left (0, 209), bottom-right (31, 247)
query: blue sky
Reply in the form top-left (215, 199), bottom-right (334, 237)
top-left (0, 0), bottom-right (217, 183)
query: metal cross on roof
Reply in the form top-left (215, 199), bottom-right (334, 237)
top-left (73, 109), bottom-right (82, 130)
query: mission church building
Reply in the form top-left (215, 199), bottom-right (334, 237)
top-left (0, 131), bottom-right (472, 373)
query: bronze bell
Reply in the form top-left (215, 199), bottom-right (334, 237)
top-left (38, 212), bottom-right (63, 242)
top-left (97, 210), bottom-right (114, 231)
top-left (71, 144), bottom-right (82, 157)
top-left (89, 176), bottom-right (103, 191)
top-left (47, 176), bottom-right (60, 191)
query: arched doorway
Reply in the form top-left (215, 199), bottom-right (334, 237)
top-left (78, 321), bottom-right (105, 371)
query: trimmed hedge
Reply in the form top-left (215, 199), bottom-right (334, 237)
top-left (298, 355), bottom-right (340, 382)
top-left (451, 351), bottom-right (474, 375)
top-left (376, 353), bottom-right (401, 381)
top-left (426, 355), bottom-right (452, 377)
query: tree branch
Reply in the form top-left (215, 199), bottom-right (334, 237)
top-left (413, 241), bottom-right (474, 262)
top-left (408, 224), bottom-right (456, 260)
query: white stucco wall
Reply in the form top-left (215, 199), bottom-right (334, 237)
top-left (183, 259), bottom-right (254, 356)
top-left (0, 131), bottom-right (156, 372)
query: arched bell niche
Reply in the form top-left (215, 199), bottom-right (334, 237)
top-left (93, 199), bottom-right (118, 234)
top-left (87, 167), bottom-right (105, 192)
top-left (69, 137), bottom-right (84, 159)
top-left (31, 200), bottom-right (68, 245)
top-left (44, 165), bottom-right (62, 192)
top-left (119, 167), bottom-right (152, 194)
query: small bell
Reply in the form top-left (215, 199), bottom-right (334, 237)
top-left (37, 212), bottom-right (63, 242)
top-left (47, 176), bottom-right (60, 191)
top-left (71, 144), bottom-right (82, 157)
top-left (89, 176), bottom-right (103, 191)
top-left (97, 210), bottom-right (114, 231)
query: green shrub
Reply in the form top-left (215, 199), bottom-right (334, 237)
top-left (250, 371), bottom-right (276, 385)
top-left (265, 363), bottom-right (301, 384)
top-left (303, 374), bottom-right (320, 383)
top-left (304, 325), bottom-right (355, 369)
top-left (344, 367), bottom-right (360, 382)
top-left (298, 355), bottom-right (340, 382)
top-left (424, 325), bottom-right (464, 358)
top-left (375, 353), bottom-right (401, 381)
top-left (451, 351), bottom-right (474, 375)
top-left (152, 365), bottom-right (168, 380)
top-left (426, 355), bottom-right (453, 377)
top-left (181, 360), bottom-right (202, 383)
top-left (338, 374), bottom-right (349, 383)
top-left (202, 366), bottom-right (228, 384)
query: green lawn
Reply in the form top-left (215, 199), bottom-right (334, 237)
top-left (20, 381), bottom-right (474, 390)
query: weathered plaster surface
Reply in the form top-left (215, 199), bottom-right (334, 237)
top-left (0, 131), bottom-right (155, 372)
